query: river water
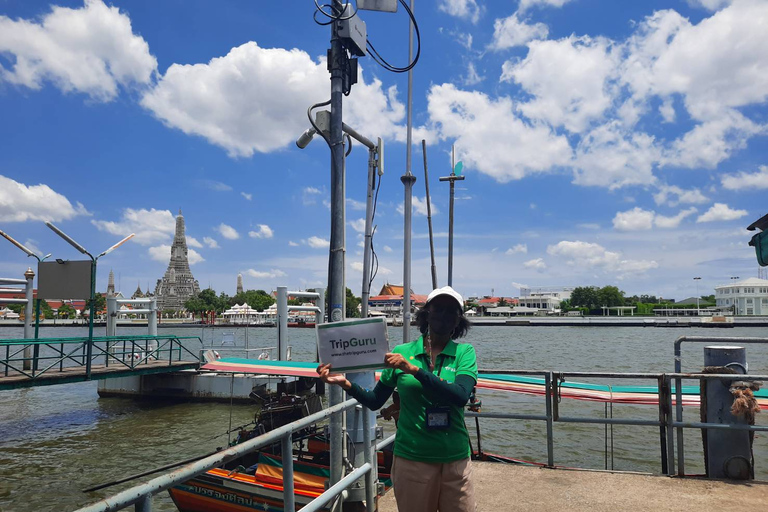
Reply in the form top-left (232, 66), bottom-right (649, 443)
top-left (1, 325), bottom-right (767, 511)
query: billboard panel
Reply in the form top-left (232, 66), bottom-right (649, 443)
top-left (38, 260), bottom-right (92, 300)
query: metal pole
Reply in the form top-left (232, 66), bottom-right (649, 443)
top-left (361, 147), bottom-right (376, 319)
top-left (400, 0), bottom-right (417, 345)
top-left (422, 140), bottom-right (438, 289)
top-left (277, 286), bottom-right (288, 361)
top-left (281, 434), bottom-right (295, 512)
top-left (363, 405), bottom-right (375, 512)
top-left (439, 148), bottom-right (465, 288)
top-left (33, 297), bottom-right (41, 371)
top-left (23, 268), bottom-right (34, 370)
top-left (545, 371), bottom-right (554, 467)
top-left (86, 258), bottom-right (96, 379)
top-left (328, 4), bottom-right (346, 503)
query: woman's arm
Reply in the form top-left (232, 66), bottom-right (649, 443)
top-left (413, 370), bottom-right (475, 406)
top-left (347, 381), bottom-right (395, 411)
top-left (316, 363), bottom-right (394, 410)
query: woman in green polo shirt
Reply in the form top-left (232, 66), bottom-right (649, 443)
top-left (317, 286), bottom-right (477, 512)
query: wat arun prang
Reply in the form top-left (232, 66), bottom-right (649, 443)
top-left (154, 210), bottom-right (200, 310)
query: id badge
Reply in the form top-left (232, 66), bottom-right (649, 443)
top-left (425, 407), bottom-right (450, 430)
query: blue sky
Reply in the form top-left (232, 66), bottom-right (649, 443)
top-left (0, 0), bottom-right (766, 301)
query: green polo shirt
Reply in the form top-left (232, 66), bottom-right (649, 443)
top-left (379, 336), bottom-right (478, 463)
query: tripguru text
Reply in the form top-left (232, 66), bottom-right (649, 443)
top-left (327, 337), bottom-right (378, 350)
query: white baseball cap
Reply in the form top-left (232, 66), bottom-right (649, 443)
top-left (425, 286), bottom-right (464, 310)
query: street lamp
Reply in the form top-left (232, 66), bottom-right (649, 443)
top-left (0, 229), bottom-right (52, 370)
top-left (730, 276), bottom-right (740, 315)
top-left (693, 277), bottom-right (701, 315)
top-left (45, 222), bottom-right (134, 378)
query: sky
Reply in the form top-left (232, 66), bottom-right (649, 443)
top-left (0, 0), bottom-right (766, 302)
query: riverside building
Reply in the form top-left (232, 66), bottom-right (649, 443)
top-left (715, 277), bottom-right (768, 315)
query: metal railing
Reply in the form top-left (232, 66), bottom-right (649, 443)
top-left (73, 398), bottom-right (376, 512)
top-left (472, 368), bottom-right (767, 476)
top-left (0, 335), bottom-right (202, 383)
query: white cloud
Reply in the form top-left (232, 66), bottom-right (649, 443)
top-left (0, 0), bottom-right (156, 102)
top-left (573, 122), bottom-right (659, 189)
top-left (502, 35), bottom-right (619, 133)
top-left (686, 0), bottom-right (733, 10)
top-left (383, 245), bottom-right (393, 253)
top-left (303, 187), bottom-right (323, 206)
top-left (288, 241), bottom-right (299, 247)
top-left (248, 224), bottom-right (273, 239)
top-left (511, 281), bottom-right (528, 290)
top-left (397, 196), bottom-right (437, 217)
top-left (186, 236), bottom-right (203, 248)
top-left (489, 14), bottom-right (549, 51)
top-left (427, 84), bottom-right (571, 183)
top-left (654, 207), bottom-right (698, 228)
top-left (519, 0), bottom-right (574, 11)
top-left (349, 218), bottom-right (367, 233)
top-left (721, 165), bottom-right (768, 191)
top-left (438, 0), bottom-right (481, 23)
top-left (217, 223), bottom-right (239, 240)
top-left (347, 198), bottom-right (366, 211)
top-left (141, 44), bottom-right (407, 157)
top-left (22, 239), bottom-right (43, 258)
top-left (523, 258), bottom-right (547, 270)
top-left (197, 179), bottom-right (231, 192)
top-left (149, 244), bottom-right (204, 265)
top-left (613, 206), bottom-right (698, 230)
top-left (203, 237), bottom-right (220, 249)
top-left (350, 261), bottom-right (364, 273)
top-left (463, 62), bottom-right (483, 86)
top-left (245, 268), bottom-right (286, 279)
top-left (547, 240), bottom-right (658, 275)
top-left (696, 203), bottom-right (748, 223)
top-left (506, 244), bottom-right (528, 255)
top-left (241, 192), bottom-right (253, 201)
top-left (92, 208), bottom-right (174, 245)
top-left (306, 236), bottom-right (330, 249)
top-left (653, 184), bottom-right (709, 206)
top-left (613, 207), bottom-right (655, 231)
top-left (0, 175), bottom-right (89, 223)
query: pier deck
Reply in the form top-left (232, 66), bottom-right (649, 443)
top-left (378, 462), bottom-right (768, 511)
top-left (0, 360), bottom-right (198, 390)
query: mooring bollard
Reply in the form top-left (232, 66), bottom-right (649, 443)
top-left (702, 345), bottom-right (753, 479)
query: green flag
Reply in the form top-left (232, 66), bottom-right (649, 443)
top-left (454, 161), bottom-right (463, 175)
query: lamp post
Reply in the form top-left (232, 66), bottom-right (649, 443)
top-left (0, 229), bottom-right (52, 370)
top-left (45, 222), bottom-right (134, 379)
top-left (730, 277), bottom-right (740, 315)
top-left (693, 277), bottom-right (701, 315)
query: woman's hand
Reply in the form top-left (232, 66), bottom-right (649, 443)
top-left (385, 353), bottom-right (419, 375)
top-left (316, 363), bottom-right (351, 390)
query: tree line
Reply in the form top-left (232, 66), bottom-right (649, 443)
top-left (183, 287), bottom-right (362, 319)
top-left (562, 286), bottom-right (715, 315)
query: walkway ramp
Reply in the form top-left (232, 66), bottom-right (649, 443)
top-left (378, 462), bottom-right (768, 511)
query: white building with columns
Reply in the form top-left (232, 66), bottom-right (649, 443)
top-left (715, 277), bottom-right (768, 315)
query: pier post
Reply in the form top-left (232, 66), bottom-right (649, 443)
top-left (277, 286), bottom-right (287, 361)
top-left (702, 345), bottom-right (752, 479)
top-left (23, 268), bottom-right (34, 370)
top-left (106, 297), bottom-right (117, 337)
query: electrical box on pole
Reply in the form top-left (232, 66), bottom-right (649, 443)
top-left (338, 5), bottom-right (367, 56)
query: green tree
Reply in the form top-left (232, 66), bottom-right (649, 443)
top-left (570, 286), bottom-right (600, 309)
top-left (232, 290), bottom-right (275, 312)
top-left (57, 303), bottom-right (76, 319)
top-left (92, 293), bottom-right (106, 314)
top-left (559, 299), bottom-right (572, 312)
top-left (498, 297), bottom-right (508, 307)
top-left (346, 287), bottom-right (361, 318)
top-left (598, 286), bottom-right (625, 307)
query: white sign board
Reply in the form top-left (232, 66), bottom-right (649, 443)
top-left (316, 317), bottom-right (389, 373)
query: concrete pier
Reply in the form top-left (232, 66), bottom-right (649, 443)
top-left (378, 462), bottom-right (768, 511)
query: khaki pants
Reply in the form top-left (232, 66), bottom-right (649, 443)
top-left (391, 455), bottom-right (476, 512)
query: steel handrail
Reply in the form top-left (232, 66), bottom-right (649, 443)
top-left (73, 398), bottom-right (369, 512)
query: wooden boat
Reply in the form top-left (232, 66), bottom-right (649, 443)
top-left (169, 393), bottom-right (391, 512)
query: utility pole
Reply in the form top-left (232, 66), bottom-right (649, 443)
top-left (440, 145), bottom-right (465, 287)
